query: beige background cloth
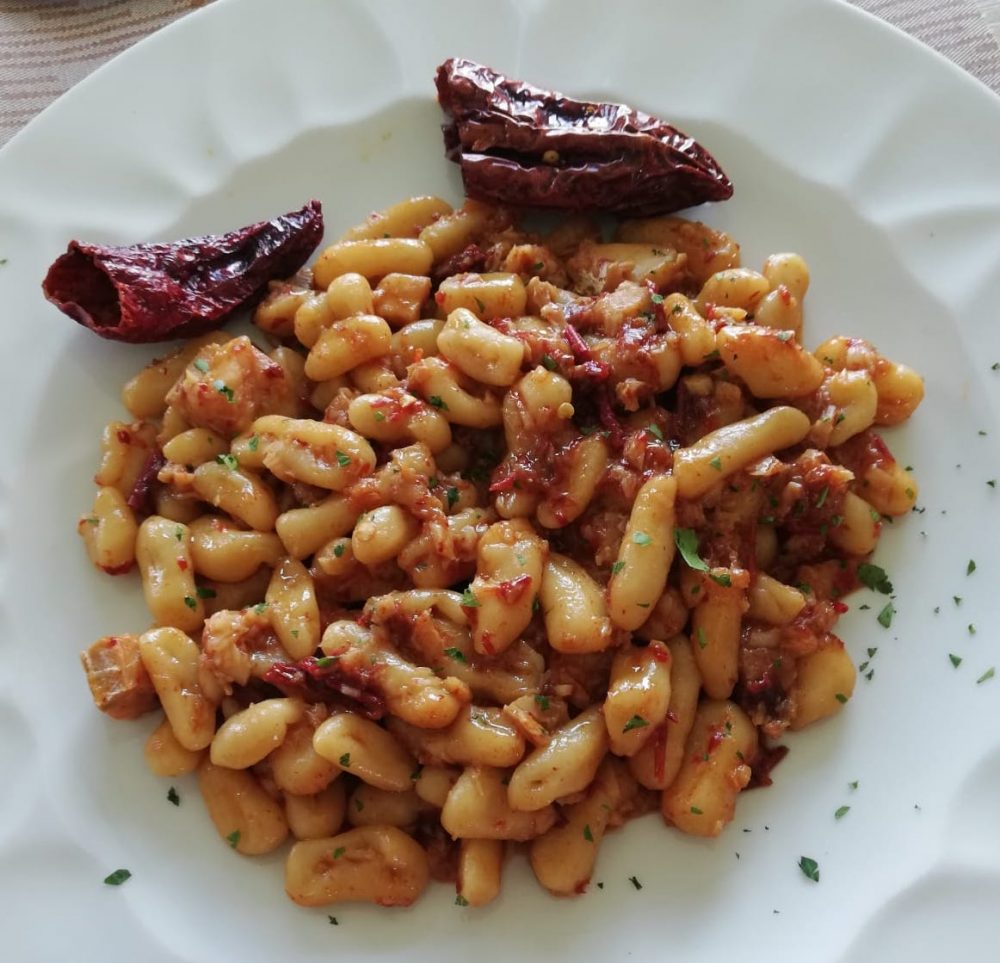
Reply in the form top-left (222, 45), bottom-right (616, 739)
top-left (0, 0), bottom-right (999, 147)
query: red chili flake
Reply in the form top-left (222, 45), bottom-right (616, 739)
top-left (116, 429), bottom-right (131, 444)
top-left (434, 291), bottom-right (447, 305)
top-left (176, 557), bottom-right (189, 571)
top-left (43, 200), bottom-right (323, 343)
top-left (436, 59), bottom-right (732, 216)
top-left (778, 284), bottom-right (792, 306)
top-left (563, 323), bottom-right (592, 360)
top-left (495, 574), bottom-right (533, 604)
top-left (488, 472), bottom-right (518, 494)
top-left (479, 634), bottom-right (495, 656)
top-left (649, 641), bottom-right (671, 664)
top-left (831, 600), bottom-right (849, 614)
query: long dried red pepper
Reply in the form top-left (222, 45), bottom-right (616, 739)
top-left (42, 200), bottom-right (324, 343)
top-left (436, 59), bottom-right (732, 216)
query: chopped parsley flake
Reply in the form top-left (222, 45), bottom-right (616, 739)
top-left (183, 596), bottom-right (197, 610)
top-left (709, 456), bottom-right (723, 471)
top-left (989, 480), bottom-right (997, 489)
top-left (541, 354), bottom-right (558, 371)
top-left (633, 531), bottom-right (653, 546)
top-left (339, 753), bottom-right (351, 768)
top-left (968, 624), bottom-right (977, 636)
top-left (333, 847), bottom-right (346, 859)
top-left (254, 602), bottom-right (268, 615)
top-left (103, 869), bottom-right (132, 886)
top-left (834, 805), bottom-right (850, 820)
top-left (696, 627), bottom-right (708, 650)
top-left (611, 560), bottom-right (626, 575)
top-left (333, 543), bottom-right (345, 558)
top-left (460, 588), bottom-right (480, 608)
top-left (174, 526), bottom-right (183, 541)
top-left (474, 298), bottom-right (486, 314)
top-left (335, 450), bottom-right (351, 468)
top-left (444, 647), bottom-right (467, 663)
top-left (167, 786), bottom-right (180, 806)
top-left (647, 424), bottom-right (664, 441)
top-left (622, 715), bottom-right (649, 733)
top-left (710, 572), bottom-right (732, 588)
top-left (690, 806), bottom-right (703, 815)
top-left (876, 602), bottom-right (894, 629)
top-left (857, 563), bottom-right (892, 594)
top-left (583, 824), bottom-right (594, 842)
top-left (428, 395), bottom-right (448, 410)
top-left (216, 453), bottom-right (239, 471)
top-left (674, 528), bottom-right (709, 572)
top-left (411, 765), bottom-right (424, 781)
top-left (815, 486), bottom-right (829, 508)
top-left (374, 411), bottom-right (386, 421)
top-left (328, 916), bottom-right (339, 926)
top-left (834, 693), bottom-right (848, 704)
top-left (196, 586), bottom-right (216, 599)
top-left (967, 559), bottom-right (977, 575)
top-left (949, 654), bottom-right (962, 668)
top-left (212, 379), bottom-right (235, 402)
top-left (977, 667), bottom-right (995, 684)
top-left (314, 656), bottom-right (337, 668)
top-left (629, 876), bottom-right (643, 891)
top-left (455, 894), bottom-right (470, 906)
top-left (247, 434), bottom-right (259, 452)
top-left (798, 856), bottom-right (820, 882)
top-left (227, 830), bottom-right (240, 849)
top-left (446, 487), bottom-right (459, 509)
top-left (193, 357), bottom-right (210, 373)
top-left (534, 694), bottom-right (550, 711)
top-left (954, 596), bottom-right (963, 606)
top-left (651, 293), bottom-right (665, 304)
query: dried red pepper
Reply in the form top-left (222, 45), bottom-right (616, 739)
top-left (42, 200), bottom-right (324, 343)
top-left (436, 59), bottom-right (732, 216)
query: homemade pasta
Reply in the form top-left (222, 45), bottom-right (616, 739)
top-left (79, 194), bottom-right (923, 908)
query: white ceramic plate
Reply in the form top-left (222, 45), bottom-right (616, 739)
top-left (2, 0), bottom-right (999, 959)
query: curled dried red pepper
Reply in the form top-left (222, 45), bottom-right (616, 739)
top-left (436, 59), bottom-right (732, 216)
top-left (42, 200), bottom-right (324, 343)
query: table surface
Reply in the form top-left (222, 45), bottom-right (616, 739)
top-left (1, 0), bottom-right (999, 148)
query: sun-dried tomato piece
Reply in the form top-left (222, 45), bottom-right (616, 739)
top-left (43, 200), bottom-right (324, 343)
top-left (263, 656), bottom-right (385, 720)
top-left (436, 59), bottom-right (732, 216)
top-left (126, 448), bottom-right (165, 516)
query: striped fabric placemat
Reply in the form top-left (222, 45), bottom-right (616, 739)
top-left (1, 0), bottom-right (999, 147)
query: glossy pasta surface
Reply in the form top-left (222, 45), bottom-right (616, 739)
top-left (78, 194), bottom-right (922, 907)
